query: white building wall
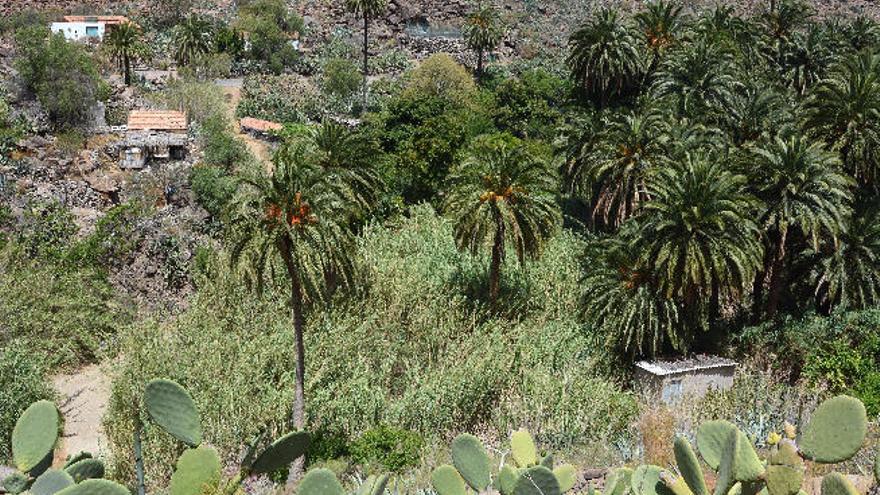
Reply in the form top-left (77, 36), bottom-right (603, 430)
top-left (50, 22), bottom-right (106, 41)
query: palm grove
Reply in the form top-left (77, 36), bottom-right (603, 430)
top-left (209, 0), bottom-right (880, 472)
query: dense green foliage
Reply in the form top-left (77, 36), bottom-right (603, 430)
top-left (0, 343), bottom-right (54, 464)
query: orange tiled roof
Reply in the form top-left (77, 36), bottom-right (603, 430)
top-left (127, 110), bottom-right (187, 131)
top-left (62, 15), bottom-right (131, 25)
top-left (240, 117), bottom-right (283, 133)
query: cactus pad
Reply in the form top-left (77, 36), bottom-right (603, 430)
top-left (497, 464), bottom-right (519, 495)
top-left (674, 436), bottom-right (708, 495)
top-left (766, 466), bottom-right (803, 495)
top-left (662, 473), bottom-right (695, 495)
top-left (603, 468), bottom-right (634, 495)
top-left (432, 465), bottom-right (467, 495)
top-left (2, 472), bottom-right (29, 495)
top-left (144, 379), bottom-right (202, 446)
top-left (298, 469), bottom-right (344, 495)
top-left (170, 446), bottom-right (221, 495)
top-left (451, 433), bottom-right (491, 491)
top-left (12, 401), bottom-right (59, 472)
top-left (511, 429), bottom-right (538, 467)
top-left (62, 452), bottom-right (92, 469)
top-left (541, 454), bottom-right (555, 468)
top-left (31, 469), bottom-right (74, 495)
top-left (553, 464), bottom-right (577, 492)
top-left (64, 459), bottom-right (105, 482)
top-left (631, 465), bottom-right (673, 495)
top-left (697, 420), bottom-right (737, 471)
top-left (56, 479), bottom-right (131, 495)
top-left (714, 430), bottom-right (765, 495)
top-left (249, 430), bottom-right (310, 475)
top-left (357, 474), bottom-right (390, 495)
top-left (800, 396), bottom-right (867, 463)
top-left (820, 473), bottom-right (859, 495)
top-left (514, 465), bottom-right (562, 495)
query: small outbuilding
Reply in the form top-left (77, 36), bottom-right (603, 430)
top-left (240, 117), bottom-right (283, 140)
top-left (117, 110), bottom-right (188, 169)
top-left (50, 15), bottom-right (130, 41)
top-left (634, 355), bottom-right (737, 404)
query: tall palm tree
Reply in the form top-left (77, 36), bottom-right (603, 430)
top-left (841, 16), bottom-right (880, 52)
top-left (568, 9), bottom-right (642, 108)
top-left (344, 0), bottom-right (388, 105)
top-left (581, 234), bottom-right (682, 358)
top-left (172, 15), bottom-right (213, 66)
top-left (812, 201), bottom-right (880, 311)
top-left (804, 51), bottom-right (880, 186)
top-left (634, 0), bottom-right (683, 80)
top-left (722, 83), bottom-right (787, 145)
top-left (569, 105), bottom-right (670, 227)
top-left (651, 39), bottom-right (738, 119)
top-left (444, 133), bottom-right (560, 304)
top-left (462, 3), bottom-right (504, 81)
top-left (636, 153), bottom-right (762, 324)
top-left (228, 143), bottom-right (365, 483)
top-left (106, 22), bottom-right (146, 86)
top-left (749, 134), bottom-right (853, 319)
top-left (778, 24), bottom-right (837, 95)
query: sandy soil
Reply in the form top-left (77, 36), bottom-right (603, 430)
top-left (51, 364), bottom-right (111, 464)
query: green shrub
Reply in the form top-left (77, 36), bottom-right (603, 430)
top-left (69, 202), bottom-right (147, 267)
top-left (0, 342), bottom-right (54, 464)
top-left (236, 74), bottom-right (321, 123)
top-left (320, 57), bottom-right (361, 100)
top-left (151, 78), bottom-right (226, 125)
top-left (17, 201), bottom-right (77, 260)
top-left (190, 164), bottom-right (237, 218)
top-left (350, 425), bottom-right (424, 472)
top-left (198, 116), bottom-right (249, 169)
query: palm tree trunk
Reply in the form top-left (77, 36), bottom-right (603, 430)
top-left (476, 49), bottom-right (484, 82)
top-left (766, 228), bottom-right (788, 319)
top-left (362, 15), bottom-right (369, 107)
top-left (124, 51), bottom-right (131, 86)
top-left (278, 239), bottom-right (306, 485)
top-left (751, 268), bottom-right (765, 324)
top-left (489, 218), bottom-right (504, 304)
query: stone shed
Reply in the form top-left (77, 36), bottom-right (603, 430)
top-left (240, 117), bottom-right (283, 141)
top-left (118, 111), bottom-right (188, 169)
top-left (634, 355), bottom-right (737, 404)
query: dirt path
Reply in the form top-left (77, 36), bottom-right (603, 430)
top-left (51, 364), bottom-right (111, 462)
top-left (216, 79), bottom-right (272, 165)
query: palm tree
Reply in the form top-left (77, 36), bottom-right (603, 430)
top-left (106, 22), bottom-right (146, 86)
top-left (636, 153), bottom-right (762, 325)
top-left (778, 24), bottom-right (837, 95)
top-left (841, 16), bottom-right (880, 52)
top-left (748, 134), bottom-right (853, 319)
top-left (722, 83), bottom-right (787, 145)
top-left (569, 104), bottom-right (670, 227)
top-left (568, 9), bottom-right (642, 108)
top-left (812, 201), bottom-right (880, 311)
top-left (581, 234), bottom-right (682, 358)
top-left (634, 0), bottom-right (683, 79)
top-left (344, 0), bottom-right (388, 105)
top-left (444, 133), bottom-right (560, 304)
top-left (462, 3), bottom-right (504, 81)
top-left (804, 52), bottom-right (880, 186)
top-left (172, 15), bottom-right (213, 66)
top-left (228, 143), bottom-right (365, 483)
top-left (651, 39), bottom-right (738, 119)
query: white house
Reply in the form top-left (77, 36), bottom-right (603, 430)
top-left (50, 15), bottom-right (129, 42)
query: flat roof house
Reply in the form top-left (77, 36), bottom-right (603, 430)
top-left (50, 15), bottom-right (131, 42)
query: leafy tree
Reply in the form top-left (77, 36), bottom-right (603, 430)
top-left (106, 22), bottom-right (147, 86)
top-left (568, 9), bottom-right (642, 108)
top-left (444, 133), bottom-right (560, 304)
top-left (636, 153), bottom-right (762, 325)
top-left (462, 3), bottom-right (504, 81)
top-left (228, 143), bottom-right (365, 483)
top-left (804, 51), bottom-right (880, 186)
top-left (344, 0), bottom-right (388, 104)
top-left (172, 15), bottom-right (213, 66)
top-left (749, 134), bottom-right (853, 319)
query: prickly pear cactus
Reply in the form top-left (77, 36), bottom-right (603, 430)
top-left (298, 469), bottom-right (344, 495)
top-left (30, 469), bottom-right (74, 495)
top-left (65, 458), bottom-right (105, 482)
top-left (766, 442), bottom-right (804, 495)
top-left (55, 479), bottom-right (131, 495)
top-left (62, 452), bottom-right (92, 469)
top-left (12, 401), bottom-right (59, 473)
top-left (553, 464), bottom-right (577, 492)
top-left (144, 379), bottom-right (203, 446)
top-left (820, 473), bottom-right (859, 495)
top-left (249, 430), bottom-right (310, 475)
top-left (631, 465), bottom-right (672, 495)
top-left (674, 436), bottom-right (708, 495)
top-left (432, 465), bottom-right (467, 495)
top-left (451, 433), bottom-right (491, 491)
top-left (2, 471), bottom-right (30, 495)
top-left (512, 429), bottom-right (538, 468)
top-left (514, 465), bottom-right (561, 495)
top-left (170, 446), bottom-right (221, 495)
top-left (357, 474), bottom-right (390, 495)
top-left (603, 468), bottom-right (633, 495)
top-left (714, 429), bottom-right (764, 495)
top-left (541, 454), bottom-right (555, 468)
top-left (800, 396), bottom-right (867, 463)
top-left (696, 420), bottom-right (737, 471)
